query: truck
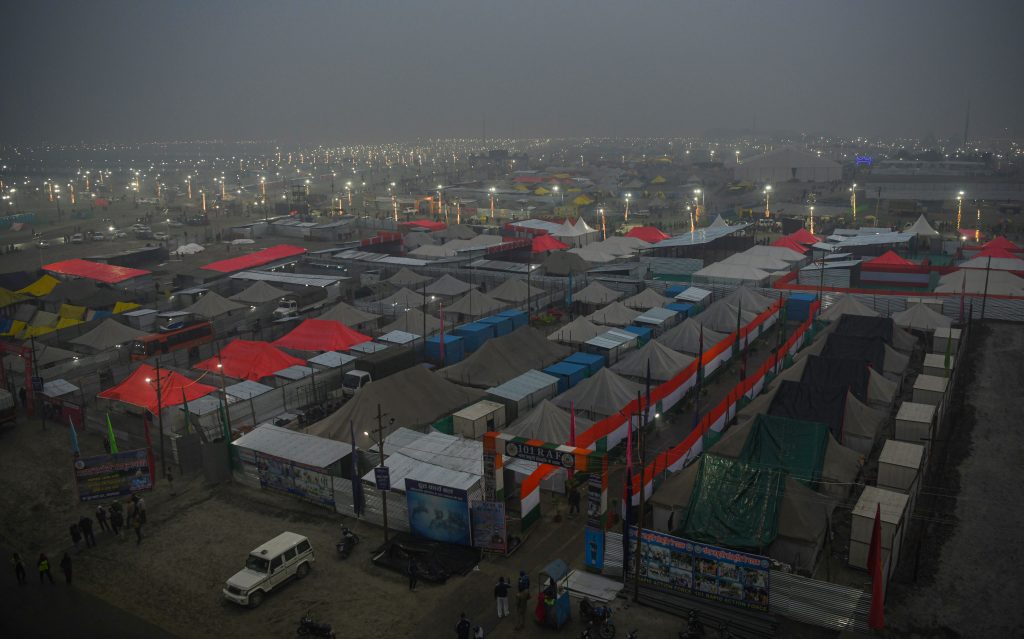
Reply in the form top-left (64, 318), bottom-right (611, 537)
top-left (271, 289), bottom-right (329, 323)
top-left (341, 370), bottom-right (372, 397)
top-left (349, 345), bottom-right (417, 384)
top-left (0, 389), bottom-right (15, 426)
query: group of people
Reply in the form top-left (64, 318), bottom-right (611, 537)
top-left (87, 494), bottom-right (147, 546)
top-left (10, 552), bottom-right (71, 585)
top-left (454, 570), bottom-right (533, 638)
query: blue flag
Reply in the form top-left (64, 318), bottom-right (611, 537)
top-left (350, 420), bottom-right (365, 516)
top-left (68, 416), bottom-right (80, 455)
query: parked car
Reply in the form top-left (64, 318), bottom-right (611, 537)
top-left (222, 532), bottom-right (315, 608)
top-left (153, 232), bottom-right (169, 241)
top-left (91, 232), bottom-right (105, 241)
top-left (37, 239), bottom-right (50, 248)
top-left (113, 230), bottom-right (128, 239)
top-left (70, 233), bottom-right (84, 244)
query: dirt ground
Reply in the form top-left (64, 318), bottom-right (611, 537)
top-left (886, 322), bottom-right (1024, 637)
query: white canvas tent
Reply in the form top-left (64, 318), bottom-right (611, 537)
top-left (819, 294), bottom-right (879, 321)
top-left (588, 301), bottom-right (641, 327)
top-left (934, 269), bottom-right (1024, 296)
top-left (548, 316), bottom-right (604, 345)
top-left (573, 281), bottom-right (623, 305)
top-left (610, 339), bottom-right (694, 381)
top-left (622, 287), bottom-right (671, 310)
top-left (906, 215), bottom-right (940, 237)
top-left (552, 368), bottom-right (644, 420)
top-left (892, 303), bottom-right (952, 331)
top-left (657, 318), bottom-right (729, 355)
top-left (504, 399), bottom-right (594, 443)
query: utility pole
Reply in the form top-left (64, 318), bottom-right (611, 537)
top-left (155, 358), bottom-right (166, 478)
top-left (216, 344), bottom-right (233, 433)
top-left (980, 256), bottom-right (992, 319)
top-left (374, 403), bottom-right (390, 543)
top-left (29, 336), bottom-right (44, 431)
top-left (633, 391), bottom-right (648, 602)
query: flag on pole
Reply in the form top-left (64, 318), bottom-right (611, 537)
top-left (621, 410), bottom-right (634, 585)
top-left (181, 389), bottom-right (194, 434)
top-left (959, 272), bottom-right (966, 324)
top-left (693, 325), bottom-right (704, 430)
top-left (868, 503), bottom-right (886, 630)
top-left (105, 413), bottom-right (119, 453)
top-left (439, 301), bottom-right (446, 365)
top-left (568, 402), bottom-right (577, 483)
top-left (68, 416), bottom-right (80, 455)
top-left (566, 272), bottom-right (573, 306)
top-left (350, 420), bottom-right (365, 516)
top-left (732, 300), bottom-right (742, 357)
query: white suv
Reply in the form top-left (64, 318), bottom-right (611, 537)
top-left (223, 532), bottom-right (315, 608)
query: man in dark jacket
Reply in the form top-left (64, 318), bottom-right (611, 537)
top-left (79, 515), bottom-right (95, 548)
top-left (455, 613), bottom-right (471, 639)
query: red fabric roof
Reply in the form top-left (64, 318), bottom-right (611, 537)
top-left (194, 340), bottom-right (305, 381)
top-left (866, 250), bottom-right (914, 266)
top-left (983, 236), bottom-right (1020, 252)
top-left (788, 228), bottom-right (821, 245)
top-left (770, 236), bottom-right (809, 254)
top-left (201, 245), bottom-right (307, 273)
top-left (975, 246), bottom-right (1015, 259)
top-left (273, 319), bottom-right (371, 352)
top-left (43, 259), bottom-right (150, 284)
top-left (98, 363), bottom-right (216, 414)
top-left (399, 220), bottom-right (447, 231)
top-left (625, 226), bottom-right (670, 243)
top-left (532, 234), bottom-right (569, 253)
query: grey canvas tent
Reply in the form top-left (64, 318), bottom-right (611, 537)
top-left (184, 291), bottom-right (245, 319)
top-left (819, 294), bottom-right (880, 322)
top-left (547, 316), bottom-right (603, 346)
top-left (444, 289), bottom-right (505, 319)
top-left (892, 302), bottom-right (952, 331)
top-left (552, 367), bottom-right (644, 420)
top-left (69, 318), bottom-right (148, 352)
top-left (696, 299), bottom-right (757, 333)
top-left (572, 281), bottom-right (622, 305)
top-left (425, 274), bottom-right (475, 297)
top-left (611, 339), bottom-right (694, 382)
top-left (718, 286), bottom-right (776, 313)
top-left (622, 287), bottom-right (671, 311)
top-left (377, 287), bottom-right (424, 309)
top-left (229, 281), bottom-right (289, 304)
top-left (489, 278), bottom-right (534, 303)
top-left (306, 365), bottom-right (485, 450)
top-left (657, 318), bottom-right (729, 355)
top-left (542, 251), bottom-right (590, 276)
top-left (504, 399), bottom-right (594, 443)
top-left (440, 327), bottom-right (570, 388)
top-left (588, 301), bottom-right (641, 327)
top-left (387, 267), bottom-right (432, 287)
top-left (318, 300), bottom-right (380, 328)
top-left (380, 307), bottom-right (441, 335)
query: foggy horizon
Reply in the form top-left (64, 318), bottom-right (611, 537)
top-left (3, 0), bottom-right (1023, 145)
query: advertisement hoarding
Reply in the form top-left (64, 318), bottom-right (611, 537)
top-left (406, 479), bottom-right (471, 546)
top-left (256, 453), bottom-right (334, 508)
top-left (470, 500), bottom-right (506, 553)
top-left (74, 449), bottom-right (152, 502)
top-left (628, 528), bottom-right (769, 612)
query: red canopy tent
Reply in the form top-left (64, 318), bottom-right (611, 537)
top-left (98, 364), bottom-right (217, 414)
top-left (770, 236), bottom-right (809, 254)
top-left (974, 246), bottom-right (1016, 260)
top-left (43, 259), bottom-right (150, 284)
top-left (532, 234), bottom-right (569, 253)
top-left (866, 251), bottom-right (914, 267)
top-left (788, 228), bottom-right (821, 245)
top-left (399, 220), bottom-right (447, 232)
top-left (983, 236), bottom-right (1020, 252)
top-left (273, 319), bottom-right (371, 352)
top-left (201, 245), bottom-right (307, 273)
top-left (625, 226), bottom-right (670, 243)
top-left (194, 340), bottom-right (305, 381)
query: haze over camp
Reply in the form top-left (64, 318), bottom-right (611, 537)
top-left (1, 2), bottom-right (1023, 638)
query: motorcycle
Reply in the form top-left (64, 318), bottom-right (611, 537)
top-left (679, 610), bottom-right (704, 639)
top-left (335, 526), bottom-right (360, 559)
top-left (296, 615), bottom-right (335, 638)
top-left (578, 597), bottom-right (616, 638)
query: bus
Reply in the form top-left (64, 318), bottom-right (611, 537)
top-left (130, 321), bottom-right (214, 361)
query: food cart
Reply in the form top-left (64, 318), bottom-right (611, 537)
top-left (534, 559), bottom-right (572, 629)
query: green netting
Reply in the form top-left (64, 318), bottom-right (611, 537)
top-left (739, 414), bottom-right (829, 486)
top-left (431, 415), bottom-right (454, 435)
top-left (702, 428), bottom-right (723, 450)
top-left (681, 454), bottom-right (785, 549)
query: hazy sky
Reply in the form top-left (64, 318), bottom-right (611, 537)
top-left (2, 0), bottom-right (1022, 144)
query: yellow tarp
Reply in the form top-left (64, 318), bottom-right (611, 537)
top-left (1, 320), bottom-right (26, 337)
top-left (573, 195), bottom-right (594, 206)
top-left (651, 175), bottom-right (667, 184)
top-left (513, 184), bottom-right (529, 192)
top-left (56, 318), bottom-right (83, 330)
top-left (19, 325), bottom-right (55, 338)
top-left (534, 187), bottom-right (551, 195)
top-left (0, 287), bottom-right (25, 308)
top-left (554, 173), bottom-right (571, 179)
top-left (17, 275), bottom-right (60, 297)
top-left (113, 301), bottom-right (140, 314)
top-left (654, 156), bottom-right (673, 164)
top-left (59, 304), bottom-right (87, 321)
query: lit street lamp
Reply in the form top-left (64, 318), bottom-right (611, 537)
top-left (624, 192), bottom-right (632, 222)
top-left (850, 183), bottom-right (857, 224)
top-left (956, 191), bottom-right (965, 232)
top-left (809, 205), bottom-right (815, 234)
top-left (489, 187), bottom-right (497, 221)
top-left (764, 185), bottom-right (772, 219)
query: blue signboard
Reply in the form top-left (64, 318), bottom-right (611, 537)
top-left (628, 528), bottom-right (770, 612)
top-left (74, 449), bottom-right (152, 502)
top-left (374, 467), bottom-right (391, 491)
top-left (470, 501), bottom-right (507, 553)
top-left (406, 479), bottom-right (472, 546)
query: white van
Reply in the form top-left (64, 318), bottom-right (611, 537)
top-left (223, 532), bottom-right (315, 608)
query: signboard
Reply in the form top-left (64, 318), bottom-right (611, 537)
top-left (74, 449), bottom-right (152, 502)
top-left (482, 449), bottom-right (497, 501)
top-left (374, 467), bottom-right (391, 491)
top-left (503, 440), bottom-right (576, 469)
top-left (585, 472), bottom-right (604, 529)
top-left (470, 501), bottom-right (507, 553)
top-left (628, 528), bottom-right (770, 612)
top-left (584, 527), bottom-right (605, 570)
top-left (256, 453), bottom-right (334, 508)
top-left (405, 479), bottom-right (471, 546)
top-left (31, 376), bottom-right (43, 392)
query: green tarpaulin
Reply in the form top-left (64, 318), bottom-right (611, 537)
top-left (739, 414), bottom-right (829, 487)
top-left (681, 454), bottom-right (785, 549)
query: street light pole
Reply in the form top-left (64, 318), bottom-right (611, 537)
top-left (956, 191), bottom-right (965, 233)
top-left (764, 185), bottom-right (772, 218)
top-left (373, 403), bottom-right (390, 543)
top-left (850, 183), bottom-right (857, 225)
top-left (151, 359), bottom-right (167, 478)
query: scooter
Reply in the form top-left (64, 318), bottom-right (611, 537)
top-left (335, 526), bottom-right (360, 559)
top-left (578, 597), bottom-right (616, 638)
top-left (679, 610), bottom-right (704, 638)
top-left (296, 615), bottom-right (335, 638)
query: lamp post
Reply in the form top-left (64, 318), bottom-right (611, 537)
top-left (624, 192), bottom-right (631, 222)
top-left (145, 361), bottom-right (167, 478)
top-left (809, 205), bottom-right (815, 234)
top-left (599, 207), bottom-right (607, 240)
top-left (693, 189), bottom-right (704, 223)
top-left (436, 184), bottom-right (443, 219)
top-left (764, 185), bottom-right (772, 219)
top-left (346, 181), bottom-right (353, 208)
top-left (956, 191), bottom-right (965, 233)
top-left (489, 187), bottom-right (496, 222)
top-left (850, 183), bottom-right (857, 225)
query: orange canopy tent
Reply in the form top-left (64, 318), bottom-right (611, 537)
top-left (273, 319), bottom-right (371, 352)
top-left (195, 339), bottom-right (305, 381)
top-left (98, 363), bottom-right (217, 414)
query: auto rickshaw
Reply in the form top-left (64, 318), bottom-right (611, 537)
top-left (534, 559), bottom-right (571, 629)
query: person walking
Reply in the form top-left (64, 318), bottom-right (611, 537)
top-left (135, 495), bottom-right (147, 525)
top-left (455, 613), bottom-right (472, 639)
top-left (79, 514), bottom-right (96, 548)
top-left (60, 553), bottom-right (72, 585)
top-left (38, 554), bottom-right (54, 584)
top-left (166, 470), bottom-right (176, 497)
top-left (568, 484), bottom-right (581, 516)
top-left (515, 581), bottom-right (531, 629)
top-left (95, 504), bottom-right (110, 533)
top-left (110, 504), bottom-right (124, 540)
top-left (408, 557), bottom-right (418, 592)
top-left (11, 552), bottom-right (26, 585)
top-left (132, 512), bottom-right (143, 545)
top-left (494, 576), bottom-right (510, 619)
top-left (69, 523), bottom-right (82, 552)
top-left (517, 570), bottom-right (530, 594)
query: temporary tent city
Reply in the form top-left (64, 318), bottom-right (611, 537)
top-left (610, 339), bottom-right (694, 382)
top-left (195, 340), bottom-right (305, 381)
top-left (657, 318), bottom-right (729, 356)
top-left (439, 327), bottom-right (570, 389)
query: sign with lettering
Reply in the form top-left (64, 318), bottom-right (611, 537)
top-left (406, 479), bottom-right (471, 546)
top-left (504, 440), bottom-right (576, 469)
